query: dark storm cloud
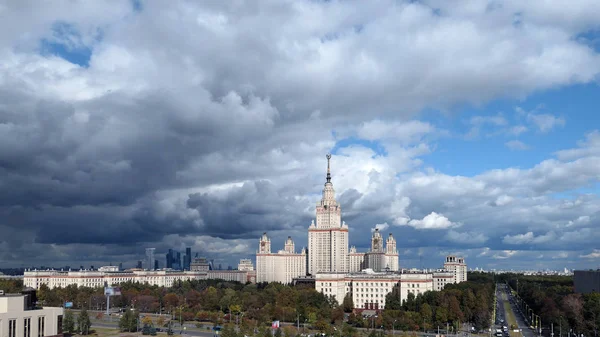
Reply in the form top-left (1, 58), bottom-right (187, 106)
top-left (187, 180), bottom-right (313, 240)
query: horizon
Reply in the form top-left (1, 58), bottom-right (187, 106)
top-left (1, 1), bottom-right (599, 270)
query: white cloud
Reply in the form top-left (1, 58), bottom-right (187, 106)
top-left (492, 250), bottom-right (518, 260)
top-left (528, 113), bottom-right (566, 132)
top-left (508, 125), bottom-right (528, 136)
top-left (406, 212), bottom-right (460, 230)
top-left (555, 130), bottom-right (600, 161)
top-left (505, 140), bottom-right (530, 151)
top-left (494, 195), bottom-right (514, 206)
top-left (580, 249), bottom-right (600, 259)
top-left (502, 231), bottom-right (556, 244)
top-left (372, 222), bottom-right (390, 232)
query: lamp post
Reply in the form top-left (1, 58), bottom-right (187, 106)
top-left (393, 320), bottom-right (397, 336)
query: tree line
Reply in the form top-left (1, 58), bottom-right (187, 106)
top-left (0, 273), bottom-right (494, 336)
top-left (499, 274), bottom-right (599, 337)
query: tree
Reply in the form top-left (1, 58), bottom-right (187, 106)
top-left (142, 316), bottom-right (154, 326)
top-left (63, 310), bottom-right (75, 335)
top-left (385, 288), bottom-right (401, 310)
top-left (420, 303), bottom-right (433, 330)
top-left (77, 307), bottom-right (92, 335)
top-left (342, 293), bottom-right (354, 313)
top-left (274, 328), bottom-right (283, 337)
top-left (120, 309), bottom-right (140, 332)
top-left (157, 315), bottom-right (166, 327)
top-left (221, 324), bottom-right (238, 337)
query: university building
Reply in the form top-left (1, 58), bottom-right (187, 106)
top-left (255, 154), bottom-right (467, 309)
top-left (23, 259), bottom-right (257, 289)
top-left (256, 234), bottom-right (306, 284)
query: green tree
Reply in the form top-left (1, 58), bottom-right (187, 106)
top-left (342, 293), bottom-right (354, 313)
top-left (77, 307), bottom-right (92, 335)
top-left (119, 309), bottom-right (140, 332)
top-left (274, 328), bottom-right (283, 337)
top-left (63, 310), bottom-right (75, 335)
top-left (385, 288), bottom-right (401, 310)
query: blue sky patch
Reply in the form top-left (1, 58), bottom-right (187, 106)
top-left (39, 21), bottom-right (99, 67)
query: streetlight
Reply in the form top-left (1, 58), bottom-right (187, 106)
top-left (393, 320), bottom-right (397, 336)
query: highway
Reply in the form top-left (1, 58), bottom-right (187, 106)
top-left (495, 284), bottom-right (535, 337)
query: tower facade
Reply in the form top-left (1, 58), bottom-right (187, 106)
top-left (443, 255), bottom-right (467, 283)
top-left (385, 233), bottom-right (399, 271)
top-left (308, 154), bottom-right (349, 274)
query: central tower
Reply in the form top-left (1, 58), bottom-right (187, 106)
top-left (308, 154), bottom-right (349, 275)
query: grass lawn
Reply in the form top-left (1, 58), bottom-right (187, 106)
top-left (503, 301), bottom-right (519, 337)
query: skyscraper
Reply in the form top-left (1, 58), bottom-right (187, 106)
top-left (145, 248), bottom-right (155, 271)
top-left (308, 154), bottom-right (349, 274)
top-left (184, 247), bottom-right (192, 270)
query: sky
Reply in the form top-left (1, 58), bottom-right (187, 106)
top-left (1, 0), bottom-right (600, 271)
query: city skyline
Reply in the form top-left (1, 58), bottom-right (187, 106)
top-left (0, 1), bottom-right (599, 271)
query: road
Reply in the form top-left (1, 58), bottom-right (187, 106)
top-left (495, 284), bottom-right (535, 337)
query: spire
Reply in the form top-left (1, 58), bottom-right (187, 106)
top-left (326, 153), bottom-right (332, 183)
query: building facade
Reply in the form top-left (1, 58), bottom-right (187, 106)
top-left (145, 248), bottom-right (155, 271)
top-left (308, 154), bottom-right (349, 275)
top-left (315, 269), bottom-right (434, 310)
top-left (23, 261), bottom-right (258, 289)
top-left (0, 292), bottom-right (63, 337)
top-left (443, 255), bottom-right (467, 283)
top-left (574, 270), bottom-right (600, 294)
top-left (256, 233), bottom-right (306, 284)
top-left (315, 263), bottom-right (460, 310)
top-left (348, 230), bottom-right (399, 273)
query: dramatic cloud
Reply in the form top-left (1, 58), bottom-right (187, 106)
top-left (0, 0), bottom-right (599, 269)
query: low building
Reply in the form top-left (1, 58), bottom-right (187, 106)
top-left (0, 290), bottom-right (63, 337)
top-left (574, 270), bottom-right (600, 294)
top-left (316, 269), bottom-right (434, 310)
top-left (315, 256), bottom-right (467, 310)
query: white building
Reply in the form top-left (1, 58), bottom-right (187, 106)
top-left (444, 255), bottom-right (467, 283)
top-left (23, 262), bottom-right (258, 289)
top-left (349, 229), bottom-right (399, 273)
top-left (0, 292), bottom-right (63, 337)
top-left (315, 269), bottom-right (434, 310)
top-left (315, 256), bottom-right (466, 310)
top-left (308, 154), bottom-right (349, 275)
top-left (256, 233), bottom-right (306, 284)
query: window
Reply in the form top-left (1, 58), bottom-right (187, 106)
top-left (38, 317), bottom-right (45, 337)
top-left (24, 318), bottom-right (31, 337)
top-left (9, 319), bottom-right (17, 337)
top-left (57, 316), bottom-right (63, 335)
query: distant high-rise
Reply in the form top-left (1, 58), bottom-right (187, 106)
top-left (118, 263), bottom-right (123, 271)
top-left (154, 259), bottom-right (159, 271)
top-left (145, 248), bottom-right (156, 271)
top-left (184, 247), bottom-right (192, 270)
top-left (166, 249), bottom-right (182, 270)
top-left (136, 260), bottom-right (142, 269)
